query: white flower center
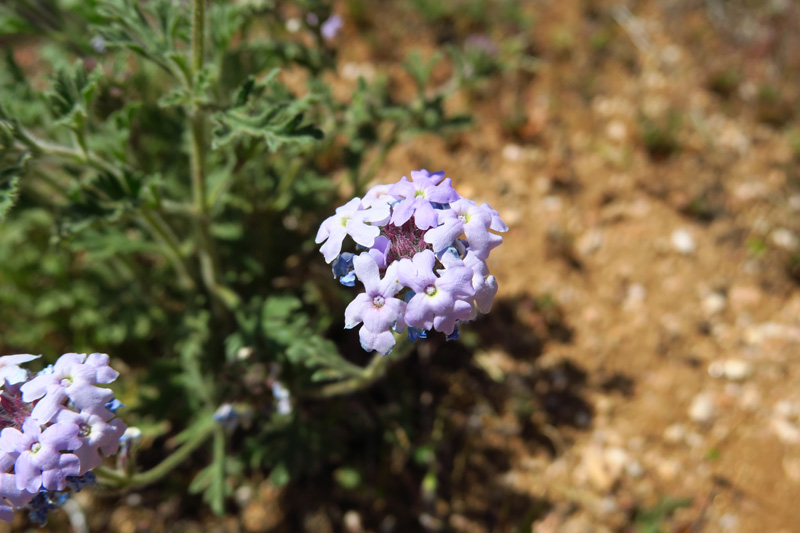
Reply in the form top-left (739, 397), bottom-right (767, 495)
top-left (373, 296), bottom-right (385, 308)
top-left (30, 442), bottom-right (41, 454)
top-left (425, 285), bottom-right (437, 296)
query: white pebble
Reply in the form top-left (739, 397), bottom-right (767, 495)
top-left (689, 393), bottom-right (716, 423)
top-left (771, 228), bottom-right (799, 251)
top-left (671, 228), bottom-right (696, 254)
top-left (719, 513), bottom-right (739, 531)
top-left (626, 460), bottom-right (644, 478)
top-left (502, 144), bottom-right (523, 162)
top-left (771, 418), bottom-right (800, 444)
top-left (285, 18), bottom-right (301, 32)
top-left (723, 359), bottom-right (752, 381)
top-left (664, 424), bottom-right (686, 443)
top-left (774, 400), bottom-right (796, 419)
top-left (344, 510), bottom-right (363, 533)
top-left (624, 283), bottom-right (646, 311)
top-left (702, 293), bottom-right (726, 315)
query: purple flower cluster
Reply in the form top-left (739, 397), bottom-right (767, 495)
top-left (316, 170), bottom-right (508, 355)
top-left (0, 353), bottom-right (126, 524)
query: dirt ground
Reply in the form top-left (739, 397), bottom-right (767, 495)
top-left (6, 0), bottom-right (800, 531)
top-left (374, 0), bottom-right (800, 531)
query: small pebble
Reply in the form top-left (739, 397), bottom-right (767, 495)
top-left (344, 510), bottom-right (363, 533)
top-left (719, 513), bottom-right (739, 531)
top-left (723, 359), bottom-right (752, 381)
top-left (772, 418), bottom-right (800, 444)
top-left (771, 228), bottom-right (799, 251)
top-left (664, 424), bottom-right (686, 443)
top-left (685, 432), bottom-right (704, 449)
top-left (702, 292), bottom-right (726, 315)
top-left (502, 144), bottom-right (523, 162)
top-left (689, 393), bottom-right (716, 423)
top-left (624, 283), bottom-right (646, 311)
top-left (671, 228), bottom-right (696, 254)
top-left (626, 460), bottom-right (644, 478)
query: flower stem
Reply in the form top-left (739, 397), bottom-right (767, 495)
top-left (305, 338), bottom-right (415, 398)
top-left (95, 415), bottom-right (217, 489)
top-left (189, 0), bottom-right (241, 314)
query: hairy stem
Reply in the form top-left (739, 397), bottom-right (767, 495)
top-left (305, 338), bottom-right (415, 399)
top-left (189, 0), bottom-right (240, 313)
top-left (95, 415), bottom-right (217, 489)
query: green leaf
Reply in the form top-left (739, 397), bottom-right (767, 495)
top-left (45, 63), bottom-right (102, 132)
top-left (212, 75), bottom-right (323, 151)
top-left (0, 152), bottom-right (30, 221)
top-left (268, 462), bottom-right (290, 487)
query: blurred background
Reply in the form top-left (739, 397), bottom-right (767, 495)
top-left (1, 0), bottom-right (800, 531)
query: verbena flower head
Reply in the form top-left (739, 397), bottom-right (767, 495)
top-left (0, 353), bottom-right (126, 525)
top-left (317, 169), bottom-right (507, 355)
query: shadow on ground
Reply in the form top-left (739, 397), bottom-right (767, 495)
top-left (271, 294), bottom-right (601, 532)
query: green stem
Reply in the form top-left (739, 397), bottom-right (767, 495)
top-left (305, 338), bottom-right (414, 398)
top-left (138, 209), bottom-right (196, 290)
top-left (189, 0), bottom-right (240, 313)
top-left (96, 416), bottom-right (217, 489)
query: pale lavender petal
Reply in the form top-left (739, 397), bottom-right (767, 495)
top-left (98, 418), bottom-right (126, 456)
top-left (19, 376), bottom-right (51, 402)
top-left (484, 204), bottom-right (508, 231)
top-left (344, 293), bottom-right (372, 329)
top-left (425, 178), bottom-right (459, 204)
top-left (358, 327), bottom-right (396, 355)
top-left (353, 253), bottom-right (381, 294)
top-left (0, 452), bottom-right (16, 472)
top-left (405, 296), bottom-right (435, 330)
top-left (28, 387), bottom-right (67, 424)
top-left (346, 220), bottom-right (380, 248)
top-left (53, 353), bottom-right (85, 374)
top-left (319, 226), bottom-right (348, 263)
top-left (315, 216), bottom-right (333, 243)
top-left (436, 267), bottom-right (475, 299)
top-left (40, 422), bottom-right (81, 452)
top-left (368, 236), bottom-right (390, 269)
top-left (68, 383), bottom-right (114, 413)
top-left (362, 184), bottom-right (397, 208)
top-left (390, 198), bottom-right (415, 226)
top-left (14, 454), bottom-right (40, 493)
top-left (412, 201), bottom-right (438, 229)
top-left (362, 299), bottom-right (405, 333)
top-left (0, 503), bottom-right (13, 523)
top-left (0, 473), bottom-right (33, 508)
top-left (0, 354), bottom-right (39, 366)
top-left (475, 275), bottom-right (498, 313)
top-left (75, 445), bottom-right (102, 475)
top-left (0, 429), bottom-right (27, 454)
top-left (424, 214), bottom-right (462, 252)
top-left (378, 261), bottom-right (402, 297)
top-left (359, 203), bottom-right (391, 225)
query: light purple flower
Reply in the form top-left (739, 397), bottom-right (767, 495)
top-left (56, 409), bottom-right (126, 475)
top-left (344, 255), bottom-right (407, 355)
top-left (388, 173), bottom-right (459, 229)
top-left (315, 198), bottom-right (390, 263)
top-left (0, 472), bottom-right (34, 510)
top-left (425, 198), bottom-right (505, 258)
top-left (398, 250), bottom-right (475, 334)
top-left (361, 184), bottom-right (398, 209)
top-left (0, 354), bottom-right (39, 386)
top-left (21, 353), bottom-right (119, 424)
top-left (321, 14), bottom-right (343, 40)
top-left (0, 418), bottom-right (81, 493)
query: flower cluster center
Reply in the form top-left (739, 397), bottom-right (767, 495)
top-left (382, 218), bottom-right (429, 264)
